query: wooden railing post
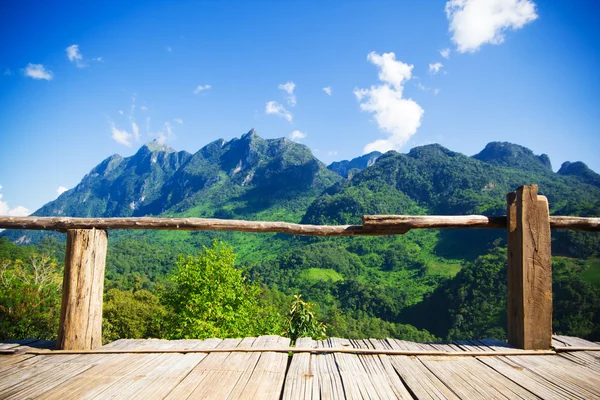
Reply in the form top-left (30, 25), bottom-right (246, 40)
top-left (506, 185), bottom-right (552, 350)
top-left (57, 228), bottom-right (108, 350)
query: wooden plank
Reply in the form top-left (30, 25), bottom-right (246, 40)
top-left (506, 354), bottom-right (600, 398)
top-left (282, 337), bottom-right (316, 400)
top-left (233, 335), bottom-right (291, 399)
top-left (357, 339), bottom-right (414, 399)
top-left (385, 339), bottom-right (460, 399)
top-left (507, 185), bottom-right (552, 350)
top-left (57, 228), bottom-right (108, 350)
top-left (37, 339), bottom-right (214, 399)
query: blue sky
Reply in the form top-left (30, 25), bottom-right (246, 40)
top-left (1, 0), bottom-right (599, 215)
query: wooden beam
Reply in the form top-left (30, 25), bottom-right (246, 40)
top-left (363, 215), bottom-right (600, 232)
top-left (57, 228), bottom-right (108, 350)
top-left (506, 185), bottom-right (553, 350)
top-left (363, 215), bottom-right (507, 230)
top-left (0, 214), bottom-right (597, 234)
top-left (26, 347), bottom-right (556, 357)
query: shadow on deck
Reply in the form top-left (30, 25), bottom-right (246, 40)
top-left (1, 335), bottom-right (599, 399)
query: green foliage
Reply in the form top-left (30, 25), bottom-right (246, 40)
top-left (102, 288), bottom-right (166, 343)
top-left (162, 241), bottom-right (283, 339)
top-left (285, 295), bottom-right (326, 341)
top-left (0, 253), bottom-right (62, 340)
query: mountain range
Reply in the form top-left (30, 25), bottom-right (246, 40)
top-left (3, 129), bottom-right (600, 341)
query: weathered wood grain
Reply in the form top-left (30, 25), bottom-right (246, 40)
top-left (2, 214), bottom-right (598, 235)
top-left (507, 185), bottom-right (553, 350)
top-left (57, 228), bottom-right (108, 350)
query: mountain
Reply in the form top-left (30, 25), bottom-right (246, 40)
top-left (4, 130), bottom-right (340, 243)
top-left (558, 161), bottom-right (600, 188)
top-left (2, 132), bottom-right (600, 342)
top-left (327, 151), bottom-right (381, 178)
top-left (473, 141), bottom-right (552, 173)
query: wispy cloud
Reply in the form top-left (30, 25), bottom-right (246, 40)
top-left (429, 62), bottom-right (444, 74)
top-left (328, 150), bottom-right (338, 156)
top-left (354, 52), bottom-right (424, 154)
top-left (111, 124), bottom-right (133, 147)
top-left (140, 106), bottom-right (148, 111)
top-left (57, 186), bottom-right (68, 196)
top-left (173, 118), bottom-right (183, 124)
top-left (323, 86), bottom-right (332, 96)
top-left (66, 44), bottom-right (85, 67)
top-left (4, 69), bottom-right (12, 76)
top-left (440, 48), bottom-right (451, 59)
top-left (0, 186), bottom-right (30, 217)
top-left (289, 130), bottom-right (307, 141)
top-left (167, 46), bottom-right (172, 52)
top-left (265, 101), bottom-right (293, 122)
top-left (132, 122), bottom-right (140, 141)
top-left (24, 63), bottom-right (53, 80)
top-left (156, 122), bottom-right (175, 145)
top-left (278, 81), bottom-right (296, 106)
top-left (194, 84), bottom-right (211, 94)
top-left (446, 0), bottom-right (538, 53)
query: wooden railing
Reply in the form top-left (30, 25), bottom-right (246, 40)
top-left (1, 185), bottom-right (599, 351)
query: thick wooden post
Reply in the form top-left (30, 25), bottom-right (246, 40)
top-left (506, 185), bottom-right (552, 350)
top-left (57, 228), bottom-right (108, 350)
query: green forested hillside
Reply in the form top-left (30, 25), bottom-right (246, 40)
top-left (1, 131), bottom-right (599, 342)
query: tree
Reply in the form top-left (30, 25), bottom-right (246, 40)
top-left (162, 241), bottom-right (283, 339)
top-left (102, 288), bottom-right (166, 342)
top-left (0, 252), bottom-right (62, 340)
top-left (285, 295), bottom-right (326, 341)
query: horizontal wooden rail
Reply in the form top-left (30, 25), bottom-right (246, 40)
top-left (26, 347), bottom-right (557, 357)
top-left (0, 217), bottom-right (389, 236)
top-left (363, 215), bottom-right (600, 232)
top-left (0, 215), bottom-right (598, 235)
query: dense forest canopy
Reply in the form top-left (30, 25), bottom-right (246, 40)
top-left (1, 133), bottom-right (599, 342)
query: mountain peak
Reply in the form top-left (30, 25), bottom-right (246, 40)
top-left (242, 128), bottom-right (258, 139)
top-left (473, 142), bottom-right (552, 173)
top-left (139, 140), bottom-right (176, 154)
top-left (328, 151), bottom-right (382, 178)
top-left (558, 161), bottom-right (600, 187)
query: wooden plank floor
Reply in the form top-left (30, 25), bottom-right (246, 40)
top-left (0, 335), bottom-right (599, 399)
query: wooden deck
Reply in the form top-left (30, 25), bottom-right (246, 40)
top-left (1, 335), bottom-right (599, 399)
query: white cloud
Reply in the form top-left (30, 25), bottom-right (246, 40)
top-left (92, 57), bottom-right (103, 62)
top-left (278, 81), bottom-right (296, 106)
top-left (194, 84), bottom-right (211, 94)
top-left (118, 110), bottom-right (124, 115)
top-left (66, 44), bottom-right (85, 67)
top-left (111, 124), bottom-right (133, 147)
top-left (366, 52), bottom-right (412, 90)
top-left (323, 86), bottom-right (332, 96)
top-left (328, 150), bottom-right (338, 156)
top-left (131, 122), bottom-right (140, 141)
top-left (355, 52), bottom-right (424, 154)
top-left (156, 122), bottom-right (176, 145)
top-left (289, 130), bottom-right (307, 141)
top-left (173, 118), bottom-right (183, 124)
top-left (446, 0), bottom-right (538, 53)
top-left (429, 62), bottom-right (444, 74)
top-left (57, 186), bottom-right (68, 195)
top-left (24, 63), bottom-right (53, 80)
top-left (265, 101), bottom-right (293, 122)
top-left (0, 187), bottom-right (30, 217)
top-left (140, 106), bottom-right (148, 111)
top-left (440, 48), bottom-right (451, 59)
top-left (433, 88), bottom-right (441, 95)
